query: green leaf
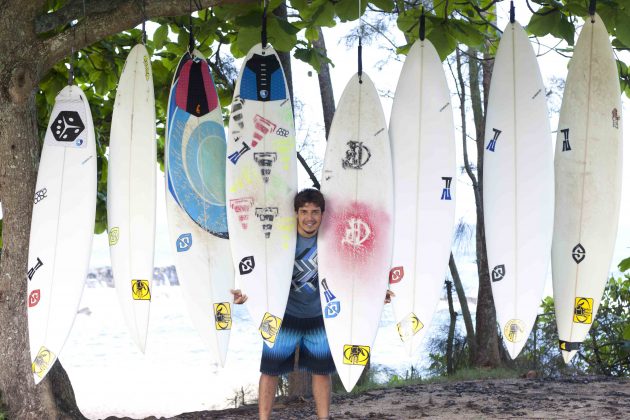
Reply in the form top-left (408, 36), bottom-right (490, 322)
top-left (451, 19), bottom-right (486, 48)
top-left (397, 11), bottom-right (419, 34)
top-left (312, 2), bottom-right (336, 27)
top-left (335, 0), bottom-right (367, 22)
top-left (427, 22), bottom-right (457, 61)
top-left (153, 25), bottom-right (169, 50)
top-left (267, 16), bottom-right (299, 52)
top-left (618, 257), bottom-right (630, 272)
top-left (527, 7), bottom-right (561, 38)
top-left (305, 26), bottom-right (320, 42)
top-left (555, 15), bottom-right (575, 46)
top-left (615, 12), bottom-right (630, 48)
top-left (235, 26), bottom-right (260, 56)
top-left (370, 0), bottom-right (395, 12)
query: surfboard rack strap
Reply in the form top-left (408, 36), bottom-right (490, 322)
top-left (358, 37), bottom-right (363, 83)
top-left (509, 1), bottom-right (515, 23)
top-left (589, 0), bottom-right (596, 16)
top-left (261, 0), bottom-right (269, 48)
top-left (68, 47), bottom-right (75, 86)
top-left (419, 8), bottom-right (426, 41)
top-left (559, 340), bottom-right (581, 352)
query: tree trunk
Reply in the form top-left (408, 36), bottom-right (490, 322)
top-left (313, 27), bottom-right (335, 138)
top-left (445, 280), bottom-right (456, 375)
top-left (449, 252), bottom-right (476, 363)
top-left (468, 49), bottom-right (500, 368)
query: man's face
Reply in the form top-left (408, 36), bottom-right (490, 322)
top-left (296, 202), bottom-right (322, 238)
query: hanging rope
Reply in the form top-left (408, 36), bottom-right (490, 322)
top-left (188, 0), bottom-right (195, 53)
top-left (589, 0), bottom-right (597, 17)
top-left (509, 0), bottom-right (515, 24)
top-left (357, 0), bottom-right (363, 82)
top-left (68, 46), bottom-right (75, 85)
top-left (261, 0), bottom-right (269, 48)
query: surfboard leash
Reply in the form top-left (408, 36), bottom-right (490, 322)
top-left (261, 0), bottom-right (269, 48)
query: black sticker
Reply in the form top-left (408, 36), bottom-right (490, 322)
top-left (239, 256), bottom-right (255, 275)
top-left (342, 141), bottom-right (371, 169)
top-left (491, 264), bottom-right (505, 282)
top-left (52, 111), bottom-right (85, 143)
top-left (27, 257), bottom-right (44, 280)
top-left (572, 244), bottom-right (585, 264)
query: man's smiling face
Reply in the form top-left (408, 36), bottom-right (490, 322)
top-left (296, 202), bottom-right (322, 238)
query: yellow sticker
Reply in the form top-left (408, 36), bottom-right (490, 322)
top-left (32, 346), bottom-right (55, 378)
top-left (504, 319), bottom-right (525, 343)
top-left (343, 344), bottom-right (370, 366)
top-left (573, 297), bottom-right (593, 324)
top-left (214, 302), bottom-right (232, 330)
top-left (259, 312), bottom-right (281, 343)
top-left (131, 279), bottom-right (151, 300)
top-left (108, 227), bottom-right (119, 246)
top-left (143, 55), bottom-right (150, 81)
top-left (397, 312), bottom-right (424, 342)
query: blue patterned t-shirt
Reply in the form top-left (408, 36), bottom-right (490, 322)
top-left (285, 234), bottom-right (322, 318)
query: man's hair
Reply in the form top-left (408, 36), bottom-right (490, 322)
top-left (294, 188), bottom-right (325, 212)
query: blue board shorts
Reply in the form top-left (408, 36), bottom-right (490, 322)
top-left (260, 313), bottom-right (336, 376)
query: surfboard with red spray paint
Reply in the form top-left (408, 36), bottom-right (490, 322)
top-left (318, 72), bottom-right (394, 392)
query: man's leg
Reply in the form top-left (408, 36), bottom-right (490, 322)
top-left (312, 373), bottom-right (331, 419)
top-left (258, 373), bottom-right (279, 420)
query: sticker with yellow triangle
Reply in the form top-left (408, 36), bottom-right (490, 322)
top-left (214, 302), bottom-right (232, 330)
top-left (32, 346), bottom-right (55, 378)
top-left (259, 312), bottom-right (281, 343)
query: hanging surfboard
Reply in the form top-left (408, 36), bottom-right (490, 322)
top-left (483, 20), bottom-right (554, 359)
top-left (388, 38), bottom-right (457, 356)
top-left (107, 43), bottom-right (156, 352)
top-left (27, 85), bottom-right (97, 384)
top-left (226, 43), bottom-right (297, 348)
top-left (552, 13), bottom-right (622, 363)
top-left (165, 50), bottom-right (234, 366)
top-left (319, 72), bottom-right (394, 392)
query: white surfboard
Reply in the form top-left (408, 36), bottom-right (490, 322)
top-left (107, 43), bottom-right (156, 352)
top-left (319, 73), bottom-right (394, 392)
top-left (552, 13), bottom-right (622, 363)
top-left (165, 51), bottom-right (234, 366)
top-left (388, 39), bottom-right (457, 356)
top-left (27, 85), bottom-right (96, 384)
top-left (226, 43), bottom-right (297, 348)
top-left (483, 21), bottom-right (554, 359)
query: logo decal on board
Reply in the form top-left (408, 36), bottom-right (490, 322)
top-left (251, 114), bottom-right (277, 147)
top-left (504, 319), bottom-right (525, 343)
top-left (131, 280), bottom-right (151, 300)
top-left (389, 266), bottom-right (404, 284)
top-left (239, 256), bottom-right (255, 275)
top-left (27, 257), bottom-right (44, 281)
top-left (491, 264), bottom-right (505, 282)
top-left (52, 111), bottom-right (85, 143)
top-left (276, 127), bottom-right (289, 137)
top-left (441, 177), bottom-right (452, 200)
top-left (342, 218), bottom-right (371, 247)
top-left (108, 227), bottom-right (120, 246)
top-left (214, 302), bottom-right (232, 330)
top-left (231, 96), bottom-right (245, 130)
top-left (259, 312), bottom-right (282, 344)
top-left (612, 108), bottom-right (620, 129)
top-left (486, 128), bottom-right (501, 152)
top-left (343, 344), bottom-right (370, 365)
top-left (342, 141), bottom-right (371, 169)
top-left (559, 340), bottom-right (580, 352)
top-left (573, 297), bottom-right (593, 324)
top-left (228, 142), bottom-right (251, 164)
top-left (321, 278), bottom-right (340, 318)
top-left (32, 346), bottom-right (55, 378)
top-left (560, 128), bottom-right (571, 152)
top-left (143, 55), bottom-right (151, 81)
top-left (176, 233), bottom-right (192, 252)
top-left (397, 313), bottom-right (424, 342)
top-left (33, 188), bottom-right (47, 204)
top-left (28, 289), bottom-right (41, 307)
top-left (254, 152), bottom-right (277, 183)
top-left (255, 207), bottom-right (278, 239)
top-left (572, 243), bottom-right (585, 264)
top-left (230, 198), bottom-right (254, 230)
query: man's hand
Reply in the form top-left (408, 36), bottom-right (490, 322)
top-left (231, 289), bottom-right (248, 304)
top-left (384, 289), bottom-right (395, 304)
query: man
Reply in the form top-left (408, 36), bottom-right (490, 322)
top-left (232, 188), bottom-right (393, 420)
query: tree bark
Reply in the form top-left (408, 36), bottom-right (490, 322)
top-left (445, 281), bottom-right (456, 375)
top-left (313, 27), bottom-right (335, 138)
top-left (468, 49), bottom-right (500, 368)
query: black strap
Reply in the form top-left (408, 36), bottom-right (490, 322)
top-left (261, 2), bottom-right (268, 48)
top-left (589, 0), bottom-right (596, 16)
top-left (419, 8), bottom-right (426, 41)
top-left (358, 37), bottom-right (363, 83)
top-left (559, 340), bottom-right (581, 352)
top-left (510, 1), bottom-right (515, 23)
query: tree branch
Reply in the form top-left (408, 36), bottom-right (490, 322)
top-left (38, 0), bottom-right (254, 79)
top-left (297, 151), bottom-right (320, 189)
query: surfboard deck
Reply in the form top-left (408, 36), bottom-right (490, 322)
top-left (165, 50), bottom-right (234, 365)
top-left (389, 38), bottom-right (457, 356)
top-left (319, 72), bottom-right (394, 392)
top-left (108, 43), bottom-right (157, 353)
top-left (483, 21), bottom-right (554, 359)
top-left (226, 43), bottom-right (297, 348)
top-left (27, 85), bottom-right (97, 384)
top-left (552, 13), bottom-right (623, 363)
